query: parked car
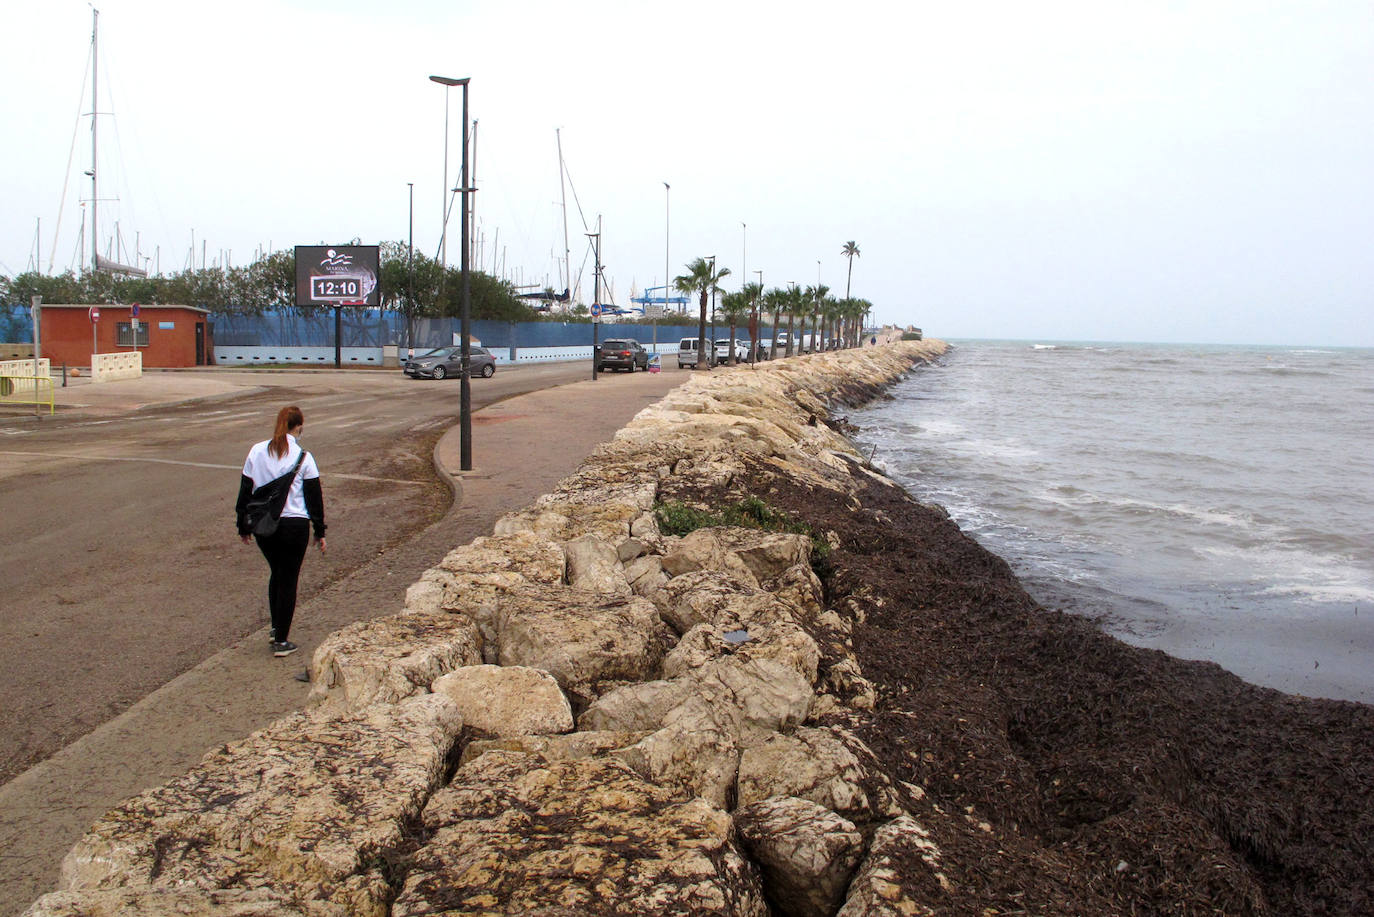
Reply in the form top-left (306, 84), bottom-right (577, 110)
top-left (597, 338), bottom-right (650, 372)
top-left (712, 338), bottom-right (750, 364)
top-left (403, 345), bottom-right (496, 380)
top-left (677, 337), bottom-right (716, 369)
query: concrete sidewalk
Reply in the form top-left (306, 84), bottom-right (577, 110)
top-left (0, 364), bottom-right (691, 915)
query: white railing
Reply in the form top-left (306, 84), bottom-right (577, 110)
top-left (91, 351), bottom-right (142, 383)
top-left (0, 358), bottom-right (51, 393)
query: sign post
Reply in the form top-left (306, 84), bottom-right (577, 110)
top-left (89, 306), bottom-right (100, 357)
top-left (293, 245), bottom-right (382, 369)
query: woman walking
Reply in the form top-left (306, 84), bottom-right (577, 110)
top-left (236, 405), bottom-right (326, 658)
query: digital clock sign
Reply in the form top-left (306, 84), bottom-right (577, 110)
top-left (294, 245), bottom-right (381, 307)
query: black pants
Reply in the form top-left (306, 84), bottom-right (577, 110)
top-left (255, 518), bottom-right (310, 643)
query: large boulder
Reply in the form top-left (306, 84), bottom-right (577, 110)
top-left (734, 796), bottom-right (865, 917)
top-left (392, 752), bottom-right (767, 916)
top-left (660, 529), bottom-right (761, 585)
top-left (438, 531), bottom-right (566, 584)
top-left (494, 585), bottom-right (664, 706)
top-left (59, 695), bottom-right (462, 917)
top-left (581, 657), bottom-right (812, 745)
top-left (430, 664), bottom-right (573, 737)
top-left (306, 611), bottom-right (481, 715)
top-left (663, 619), bottom-right (820, 685)
top-left (736, 727), bottom-right (900, 823)
top-left (650, 570), bottom-right (787, 635)
top-left (562, 534), bottom-right (631, 595)
top-left (836, 816), bottom-right (950, 917)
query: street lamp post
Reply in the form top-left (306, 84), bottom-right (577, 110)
top-left (430, 74), bottom-right (473, 470)
top-left (587, 224), bottom-right (601, 381)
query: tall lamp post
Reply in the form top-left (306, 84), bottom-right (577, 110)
top-left (430, 74), bottom-right (473, 470)
top-left (587, 224), bottom-right (601, 381)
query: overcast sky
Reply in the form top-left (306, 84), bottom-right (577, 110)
top-left (3, 1), bottom-right (1371, 345)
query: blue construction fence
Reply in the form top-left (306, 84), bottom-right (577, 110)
top-left (208, 310), bottom-right (774, 350)
top-left (1, 303), bottom-right (34, 342)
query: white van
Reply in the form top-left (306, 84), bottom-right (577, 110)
top-left (677, 337), bottom-right (714, 369)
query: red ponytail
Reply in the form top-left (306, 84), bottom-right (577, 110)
top-left (269, 405), bottom-right (304, 458)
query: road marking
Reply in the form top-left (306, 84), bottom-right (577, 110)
top-left (185, 411), bottom-right (261, 424)
top-left (0, 451), bottom-right (428, 486)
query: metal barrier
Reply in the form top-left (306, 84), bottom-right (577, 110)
top-left (0, 375), bottom-right (55, 414)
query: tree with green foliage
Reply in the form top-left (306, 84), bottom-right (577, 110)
top-left (719, 290), bottom-right (750, 365)
top-left (762, 287), bottom-right (787, 360)
top-left (841, 240), bottom-right (860, 301)
top-left (674, 257), bottom-right (730, 370)
top-left (740, 281), bottom-right (764, 362)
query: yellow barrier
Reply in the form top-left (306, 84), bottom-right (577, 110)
top-left (0, 375), bottom-right (55, 414)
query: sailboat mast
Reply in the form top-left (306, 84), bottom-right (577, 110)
top-left (90, 8), bottom-right (99, 275)
top-left (556, 128), bottom-right (570, 307)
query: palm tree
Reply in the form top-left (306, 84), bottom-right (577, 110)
top-left (805, 283), bottom-right (830, 351)
top-left (720, 290), bottom-right (750, 365)
top-left (763, 288), bottom-right (786, 360)
top-left (841, 241), bottom-right (860, 301)
top-left (741, 281), bottom-right (764, 363)
top-left (674, 257), bottom-right (730, 369)
top-left (820, 294), bottom-right (841, 351)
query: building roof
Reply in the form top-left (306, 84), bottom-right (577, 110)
top-left (37, 304), bottom-right (211, 314)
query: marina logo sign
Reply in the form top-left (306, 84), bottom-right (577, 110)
top-left (294, 245), bottom-right (381, 307)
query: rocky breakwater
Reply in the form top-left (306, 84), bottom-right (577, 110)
top-left (34, 334), bottom-right (1372, 915)
top-left (26, 341), bottom-right (947, 917)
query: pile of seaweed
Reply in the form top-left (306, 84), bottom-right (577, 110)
top-left (663, 449), bottom-right (1374, 915)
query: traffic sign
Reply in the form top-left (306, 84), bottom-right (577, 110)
top-left (89, 306), bottom-right (100, 323)
top-left (131, 303), bottom-right (141, 317)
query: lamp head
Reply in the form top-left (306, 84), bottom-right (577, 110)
top-left (429, 75), bottom-right (469, 86)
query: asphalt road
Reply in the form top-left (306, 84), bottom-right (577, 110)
top-left (0, 362), bottom-right (594, 785)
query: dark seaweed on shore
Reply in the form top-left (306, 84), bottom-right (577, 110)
top-left (666, 454), bottom-right (1374, 916)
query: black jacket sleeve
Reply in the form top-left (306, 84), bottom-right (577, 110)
top-left (304, 477), bottom-right (327, 540)
top-left (235, 474), bottom-right (254, 536)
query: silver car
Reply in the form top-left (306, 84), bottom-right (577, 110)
top-left (403, 346), bottom-right (497, 380)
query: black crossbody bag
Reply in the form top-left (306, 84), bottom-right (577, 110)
top-left (244, 451), bottom-right (307, 537)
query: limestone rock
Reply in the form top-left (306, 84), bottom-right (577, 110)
top-left (624, 554), bottom-right (669, 597)
top-left (710, 528), bottom-right (813, 583)
top-left (660, 529), bottom-right (760, 584)
top-left (836, 816), bottom-right (948, 917)
top-left (663, 620), bottom-right (820, 685)
top-left (651, 570), bottom-right (766, 634)
top-left (24, 887), bottom-right (321, 916)
top-left (431, 664), bottom-right (573, 737)
top-left (735, 796), bottom-right (864, 917)
top-left (768, 562), bottom-right (826, 621)
top-left (582, 657), bottom-right (811, 745)
top-left (614, 697), bottom-right (742, 808)
top-left (737, 726), bottom-right (893, 822)
top-left (562, 534), bottom-right (631, 595)
top-left (495, 585), bottom-right (663, 705)
top-left (392, 752), bottom-right (767, 916)
top-left (436, 570), bottom-right (536, 662)
top-left (824, 657), bottom-right (878, 710)
top-left (60, 695), bottom-right (461, 916)
top-left (459, 729), bottom-right (651, 767)
top-left (306, 611), bottom-right (481, 715)
top-left (438, 531), bottom-right (566, 585)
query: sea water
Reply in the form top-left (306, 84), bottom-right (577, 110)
top-left (853, 341), bottom-right (1374, 704)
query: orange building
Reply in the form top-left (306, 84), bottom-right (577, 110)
top-left (38, 304), bottom-right (214, 368)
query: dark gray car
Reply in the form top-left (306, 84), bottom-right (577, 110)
top-left (597, 339), bottom-right (650, 372)
top-left (403, 345), bottom-right (497, 380)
